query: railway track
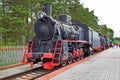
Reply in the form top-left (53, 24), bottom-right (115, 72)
top-left (2, 67), bottom-right (53, 80)
top-left (1, 53), bottom-right (95, 80)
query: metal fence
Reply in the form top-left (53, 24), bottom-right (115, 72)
top-left (0, 46), bottom-right (24, 67)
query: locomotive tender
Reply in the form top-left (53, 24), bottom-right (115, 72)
top-left (22, 4), bottom-right (110, 69)
top-left (75, 21), bottom-right (110, 51)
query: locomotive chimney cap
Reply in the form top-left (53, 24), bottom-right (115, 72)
top-left (44, 4), bottom-right (52, 17)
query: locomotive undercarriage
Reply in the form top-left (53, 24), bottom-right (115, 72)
top-left (43, 40), bottom-right (90, 69)
top-left (22, 40), bottom-right (90, 69)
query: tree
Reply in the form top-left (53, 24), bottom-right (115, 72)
top-left (98, 24), bottom-right (114, 39)
top-left (0, 0), bottom-right (114, 45)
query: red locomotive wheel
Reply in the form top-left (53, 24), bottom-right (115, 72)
top-left (68, 58), bottom-right (72, 64)
top-left (77, 57), bottom-right (80, 61)
top-left (61, 61), bottom-right (67, 66)
top-left (68, 53), bottom-right (73, 64)
top-left (73, 58), bottom-right (76, 62)
top-left (81, 55), bottom-right (84, 59)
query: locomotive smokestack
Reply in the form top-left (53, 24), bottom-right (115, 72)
top-left (45, 4), bottom-right (52, 17)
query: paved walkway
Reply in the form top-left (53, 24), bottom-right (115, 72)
top-left (50, 47), bottom-right (120, 80)
top-left (36, 47), bottom-right (120, 80)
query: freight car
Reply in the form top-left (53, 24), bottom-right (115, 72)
top-left (22, 4), bottom-right (110, 69)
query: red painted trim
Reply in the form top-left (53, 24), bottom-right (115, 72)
top-left (26, 52), bottom-right (32, 58)
top-left (22, 41), bottom-right (33, 64)
top-left (43, 62), bottom-right (55, 69)
top-left (42, 53), bottom-right (54, 69)
top-left (93, 45), bottom-right (104, 52)
top-left (22, 42), bottom-right (29, 64)
top-left (43, 53), bottom-right (54, 58)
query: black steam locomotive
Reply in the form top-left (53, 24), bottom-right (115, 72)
top-left (22, 4), bottom-right (110, 69)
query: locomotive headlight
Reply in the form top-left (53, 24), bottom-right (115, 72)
top-left (37, 11), bottom-right (46, 19)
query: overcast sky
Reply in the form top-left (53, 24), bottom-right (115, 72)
top-left (80, 0), bottom-right (120, 37)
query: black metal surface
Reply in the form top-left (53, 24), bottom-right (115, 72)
top-left (92, 31), bottom-right (100, 48)
top-left (45, 4), bottom-right (52, 17)
top-left (34, 16), bottom-right (54, 40)
top-left (59, 14), bottom-right (71, 24)
top-left (60, 23), bottom-right (79, 40)
top-left (73, 21), bottom-right (90, 41)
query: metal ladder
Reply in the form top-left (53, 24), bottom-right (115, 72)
top-left (22, 41), bottom-right (33, 64)
top-left (53, 40), bottom-right (62, 66)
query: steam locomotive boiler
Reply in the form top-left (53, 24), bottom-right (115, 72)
top-left (22, 4), bottom-right (90, 69)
